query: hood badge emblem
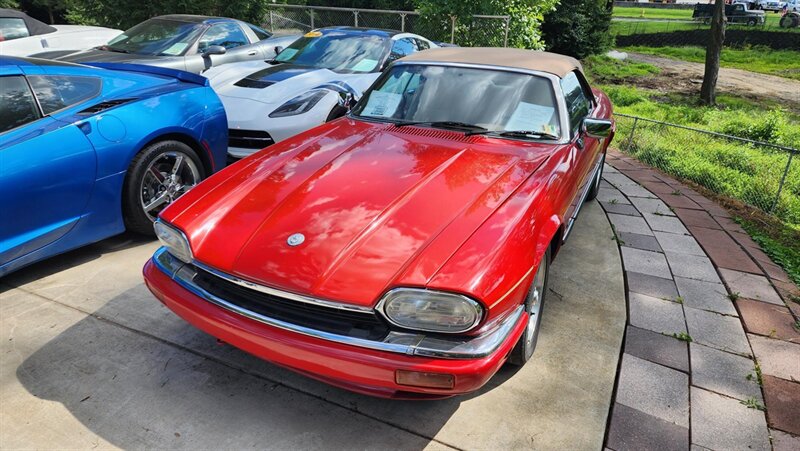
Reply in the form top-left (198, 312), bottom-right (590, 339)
top-left (287, 233), bottom-right (305, 247)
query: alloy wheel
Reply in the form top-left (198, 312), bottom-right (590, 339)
top-left (140, 151), bottom-right (201, 220)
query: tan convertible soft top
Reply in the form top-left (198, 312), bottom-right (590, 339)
top-left (399, 47), bottom-right (582, 78)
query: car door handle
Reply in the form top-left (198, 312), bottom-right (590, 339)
top-left (248, 51), bottom-right (257, 56)
top-left (576, 137), bottom-right (584, 150)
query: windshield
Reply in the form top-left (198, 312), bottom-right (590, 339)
top-left (274, 32), bottom-right (389, 73)
top-left (104, 19), bottom-right (203, 56)
top-left (352, 64), bottom-right (561, 138)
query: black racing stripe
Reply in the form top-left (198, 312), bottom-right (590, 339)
top-left (234, 64), bottom-right (318, 89)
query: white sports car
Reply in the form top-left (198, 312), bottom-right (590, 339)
top-left (203, 26), bottom-right (437, 159)
top-left (0, 9), bottom-right (120, 56)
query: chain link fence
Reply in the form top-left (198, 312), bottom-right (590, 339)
top-left (614, 113), bottom-right (799, 227)
top-left (263, 4), bottom-right (510, 47)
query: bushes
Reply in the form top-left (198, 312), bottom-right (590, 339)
top-left (717, 109), bottom-right (788, 145)
top-left (413, 0), bottom-right (559, 49)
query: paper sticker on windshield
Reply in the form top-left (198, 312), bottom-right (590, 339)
top-left (161, 43), bottom-right (187, 56)
top-left (505, 102), bottom-right (555, 132)
top-left (276, 48), bottom-right (298, 61)
top-left (304, 31), bottom-right (322, 38)
top-left (351, 58), bottom-right (378, 72)
top-left (362, 91), bottom-right (401, 118)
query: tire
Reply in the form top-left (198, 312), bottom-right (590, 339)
top-left (780, 13), bottom-right (799, 27)
top-left (122, 140), bottom-right (205, 235)
top-left (508, 247), bottom-right (551, 366)
top-left (747, 18), bottom-right (757, 26)
top-left (584, 152), bottom-right (606, 202)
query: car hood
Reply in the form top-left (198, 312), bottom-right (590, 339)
top-left (206, 62), bottom-right (377, 104)
top-left (52, 48), bottom-right (170, 66)
top-left (51, 24), bottom-right (120, 34)
top-left (165, 119), bottom-right (548, 307)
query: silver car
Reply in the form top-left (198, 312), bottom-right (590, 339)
top-left (32, 15), bottom-right (298, 74)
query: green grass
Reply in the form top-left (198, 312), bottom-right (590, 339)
top-left (738, 217), bottom-right (800, 285)
top-left (613, 6), bottom-right (694, 20)
top-left (619, 45), bottom-right (800, 80)
top-left (613, 6), bottom-right (787, 27)
top-left (583, 55), bottom-right (800, 283)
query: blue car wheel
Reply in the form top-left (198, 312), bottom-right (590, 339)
top-left (122, 140), bottom-right (205, 235)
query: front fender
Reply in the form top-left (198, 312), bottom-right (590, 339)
top-left (428, 162), bottom-right (564, 327)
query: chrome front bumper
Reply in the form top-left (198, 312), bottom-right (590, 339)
top-left (152, 247), bottom-right (524, 360)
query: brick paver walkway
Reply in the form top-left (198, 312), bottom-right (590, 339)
top-left (600, 150), bottom-right (800, 451)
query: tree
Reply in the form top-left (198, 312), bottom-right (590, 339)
top-left (29, 0), bottom-right (66, 23)
top-left (414, 0), bottom-right (559, 49)
top-left (64, 0), bottom-right (270, 30)
top-left (700, 0), bottom-right (726, 105)
top-left (541, 0), bottom-right (612, 59)
top-left (0, 0), bottom-right (20, 9)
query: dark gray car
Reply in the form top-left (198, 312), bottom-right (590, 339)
top-left (32, 15), bottom-right (298, 73)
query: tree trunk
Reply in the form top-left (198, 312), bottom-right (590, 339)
top-left (700, 0), bottom-right (726, 105)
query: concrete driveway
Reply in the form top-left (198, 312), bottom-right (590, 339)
top-left (0, 201), bottom-right (625, 450)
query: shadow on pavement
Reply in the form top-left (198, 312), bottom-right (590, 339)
top-left (2, 232), bottom-right (153, 289)
top-left (8, 202), bottom-right (626, 449)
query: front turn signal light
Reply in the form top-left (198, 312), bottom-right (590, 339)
top-left (395, 370), bottom-right (455, 389)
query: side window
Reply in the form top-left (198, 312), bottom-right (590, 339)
top-left (198, 23), bottom-right (248, 52)
top-left (0, 76), bottom-right (40, 133)
top-left (560, 71), bottom-right (591, 135)
top-left (387, 38), bottom-right (416, 64)
top-left (28, 75), bottom-right (102, 115)
top-left (0, 18), bottom-right (29, 41)
top-left (247, 24), bottom-right (272, 41)
top-left (414, 38), bottom-right (430, 51)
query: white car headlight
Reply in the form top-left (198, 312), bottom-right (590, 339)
top-left (269, 90), bottom-right (328, 118)
top-left (154, 220), bottom-right (193, 264)
top-left (379, 288), bottom-right (483, 334)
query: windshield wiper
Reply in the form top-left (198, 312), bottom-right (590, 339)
top-left (466, 129), bottom-right (560, 140)
top-left (394, 121), bottom-right (487, 133)
top-left (103, 46), bottom-right (130, 54)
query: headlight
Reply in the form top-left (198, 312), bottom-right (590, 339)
top-left (154, 220), bottom-right (193, 264)
top-left (269, 90), bottom-right (328, 118)
top-left (379, 288), bottom-right (483, 334)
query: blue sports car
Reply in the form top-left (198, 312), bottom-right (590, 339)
top-left (0, 57), bottom-right (227, 277)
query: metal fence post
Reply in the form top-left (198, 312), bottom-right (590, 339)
top-left (309, 9), bottom-right (315, 29)
top-left (400, 13), bottom-right (406, 32)
top-left (503, 17), bottom-right (510, 47)
top-left (450, 15), bottom-right (456, 44)
top-left (625, 117), bottom-right (639, 152)
top-left (268, 10), bottom-right (274, 32)
top-left (353, 11), bottom-right (359, 27)
top-left (771, 153), bottom-right (794, 213)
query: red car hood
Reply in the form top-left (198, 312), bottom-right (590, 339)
top-left (167, 119), bottom-right (550, 307)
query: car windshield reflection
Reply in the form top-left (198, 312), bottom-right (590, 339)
top-left (104, 19), bottom-right (203, 56)
top-left (352, 64), bottom-right (562, 139)
top-left (274, 32), bottom-right (389, 73)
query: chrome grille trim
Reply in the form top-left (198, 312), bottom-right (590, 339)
top-left (152, 248), bottom-right (524, 359)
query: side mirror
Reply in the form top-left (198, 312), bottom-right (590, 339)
top-left (201, 45), bottom-right (227, 57)
top-left (583, 117), bottom-right (613, 139)
top-left (274, 46), bottom-right (283, 55)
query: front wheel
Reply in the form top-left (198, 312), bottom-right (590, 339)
top-left (123, 140), bottom-right (205, 235)
top-left (508, 247), bottom-right (551, 366)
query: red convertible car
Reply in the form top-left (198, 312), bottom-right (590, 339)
top-left (143, 48), bottom-right (614, 398)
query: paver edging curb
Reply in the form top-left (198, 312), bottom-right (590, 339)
top-left (599, 150), bottom-right (800, 449)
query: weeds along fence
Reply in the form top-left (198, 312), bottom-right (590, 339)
top-left (263, 4), bottom-right (511, 47)
top-left (614, 113), bottom-right (799, 226)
